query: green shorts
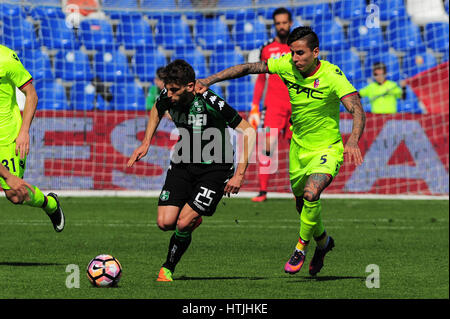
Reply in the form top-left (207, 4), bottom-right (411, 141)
top-left (289, 140), bottom-right (344, 197)
top-left (0, 143), bottom-right (26, 190)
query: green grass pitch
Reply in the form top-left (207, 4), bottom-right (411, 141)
top-left (0, 196), bottom-right (448, 299)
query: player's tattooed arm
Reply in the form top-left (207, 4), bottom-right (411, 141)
top-left (195, 62), bottom-right (268, 93)
top-left (341, 94), bottom-right (366, 166)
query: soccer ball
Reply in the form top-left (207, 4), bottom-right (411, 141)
top-left (86, 254), bottom-right (122, 287)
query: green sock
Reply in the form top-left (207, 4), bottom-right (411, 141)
top-left (23, 186), bottom-right (57, 214)
top-left (175, 229), bottom-right (192, 242)
top-left (299, 199), bottom-right (322, 242)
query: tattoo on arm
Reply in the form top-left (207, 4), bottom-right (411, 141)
top-left (342, 94), bottom-right (366, 142)
top-left (205, 61), bottom-right (268, 86)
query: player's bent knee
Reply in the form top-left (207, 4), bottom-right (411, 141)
top-left (156, 215), bottom-right (176, 231)
top-left (303, 192), bottom-right (319, 202)
top-left (176, 219), bottom-right (191, 233)
top-left (157, 220), bottom-right (176, 231)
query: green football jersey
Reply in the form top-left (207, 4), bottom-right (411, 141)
top-left (267, 54), bottom-right (357, 150)
top-left (359, 80), bottom-right (402, 114)
top-left (155, 89), bottom-right (242, 164)
top-left (0, 45), bottom-right (33, 146)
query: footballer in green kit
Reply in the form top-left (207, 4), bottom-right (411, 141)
top-left (0, 44), bottom-right (65, 232)
top-left (128, 60), bottom-right (256, 281)
top-left (196, 27), bottom-right (366, 276)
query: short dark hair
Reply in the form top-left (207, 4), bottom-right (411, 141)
top-left (155, 66), bottom-right (165, 79)
top-left (160, 59), bottom-right (195, 85)
top-left (272, 7), bottom-right (292, 21)
top-left (372, 62), bottom-right (387, 74)
top-left (287, 26), bottom-right (319, 51)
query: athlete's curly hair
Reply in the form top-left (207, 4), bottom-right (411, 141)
top-left (160, 59), bottom-right (195, 86)
top-left (287, 26), bottom-right (319, 51)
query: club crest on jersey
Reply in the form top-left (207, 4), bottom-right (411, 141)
top-left (314, 78), bottom-right (320, 88)
top-left (160, 190), bottom-right (170, 201)
top-left (193, 101), bottom-right (204, 113)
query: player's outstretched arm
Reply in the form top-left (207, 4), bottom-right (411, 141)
top-left (341, 94), bottom-right (366, 166)
top-left (195, 61), bottom-right (269, 94)
top-left (0, 164), bottom-right (34, 202)
top-left (224, 119), bottom-right (257, 197)
top-left (127, 105), bottom-right (161, 167)
top-left (16, 83), bottom-right (38, 160)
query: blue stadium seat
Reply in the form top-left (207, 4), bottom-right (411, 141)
top-left (363, 47), bottom-right (401, 82)
top-left (79, 19), bottom-right (116, 51)
top-left (225, 8), bottom-right (256, 23)
top-left (172, 47), bottom-right (208, 78)
top-left (218, 0), bottom-right (252, 7)
top-left (0, 3), bottom-right (27, 18)
top-left (371, 0), bottom-right (407, 22)
top-left (292, 2), bottom-right (333, 21)
top-left (397, 85), bottom-right (423, 114)
top-left (233, 18), bottom-right (268, 51)
top-left (70, 81), bottom-right (96, 111)
top-left (218, 0), bottom-right (253, 20)
top-left (178, 0), bottom-right (194, 9)
top-left (424, 22), bottom-right (450, 54)
top-left (154, 14), bottom-right (194, 50)
top-left (256, 0), bottom-right (290, 6)
top-left (30, 0), bottom-right (61, 4)
top-left (402, 47), bottom-right (437, 78)
top-left (140, 0), bottom-right (176, 9)
top-left (209, 47), bottom-right (245, 75)
top-left (102, 0), bottom-right (139, 15)
top-left (195, 16), bottom-right (233, 51)
top-left (116, 14), bottom-right (155, 50)
top-left (19, 49), bottom-right (54, 81)
top-left (1, 17), bottom-right (39, 50)
top-left (93, 49), bottom-right (134, 83)
top-left (327, 50), bottom-right (364, 85)
top-left (226, 77), bottom-right (254, 112)
top-left (132, 46), bottom-right (167, 83)
top-left (54, 49), bottom-right (94, 82)
top-left (110, 82), bottom-right (146, 111)
top-left (314, 20), bottom-right (350, 52)
top-left (387, 17), bottom-right (425, 52)
top-left (29, 5), bottom-right (65, 20)
top-left (348, 17), bottom-right (387, 52)
top-left (446, 0), bottom-right (449, 14)
top-left (209, 84), bottom-right (224, 98)
top-left (333, 0), bottom-right (367, 20)
top-left (34, 80), bottom-right (70, 110)
top-left (39, 17), bottom-right (79, 50)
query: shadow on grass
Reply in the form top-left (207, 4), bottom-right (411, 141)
top-left (177, 275), bottom-right (365, 282)
top-left (176, 276), bottom-right (267, 281)
top-left (0, 262), bottom-right (64, 267)
top-left (288, 275), bottom-right (366, 282)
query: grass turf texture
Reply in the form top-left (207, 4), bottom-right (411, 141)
top-left (0, 197), bottom-right (448, 299)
